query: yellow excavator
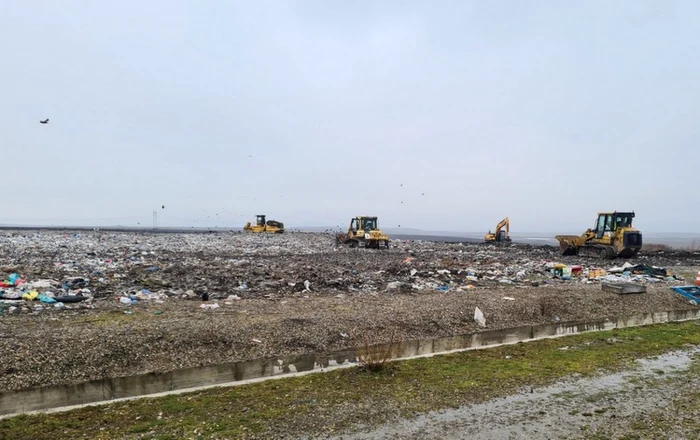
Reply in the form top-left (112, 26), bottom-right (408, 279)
top-left (244, 214), bottom-right (285, 233)
top-left (556, 211), bottom-right (642, 258)
top-left (484, 217), bottom-right (511, 243)
top-left (336, 216), bottom-right (390, 249)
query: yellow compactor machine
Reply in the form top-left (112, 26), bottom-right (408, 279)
top-left (336, 216), bottom-right (390, 249)
top-left (555, 211), bottom-right (642, 258)
top-left (244, 214), bottom-right (285, 233)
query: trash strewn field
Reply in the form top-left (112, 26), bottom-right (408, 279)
top-left (1, 230), bottom-right (699, 392)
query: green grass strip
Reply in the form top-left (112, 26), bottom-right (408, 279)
top-left (2, 321), bottom-right (700, 439)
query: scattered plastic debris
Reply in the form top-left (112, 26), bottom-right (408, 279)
top-left (387, 281), bottom-right (402, 290)
top-left (474, 307), bottom-right (486, 327)
top-left (200, 303), bottom-right (220, 309)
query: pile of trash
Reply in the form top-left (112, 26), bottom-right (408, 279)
top-left (544, 261), bottom-right (683, 285)
top-left (0, 273), bottom-right (93, 315)
top-left (117, 288), bottom-right (168, 305)
top-left (0, 231), bottom-right (696, 315)
top-left (381, 254), bottom-right (686, 294)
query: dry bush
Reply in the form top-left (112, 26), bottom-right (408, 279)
top-left (354, 328), bottom-right (398, 373)
top-left (642, 243), bottom-right (672, 252)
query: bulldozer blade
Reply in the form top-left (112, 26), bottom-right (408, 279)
top-left (559, 241), bottom-right (577, 256)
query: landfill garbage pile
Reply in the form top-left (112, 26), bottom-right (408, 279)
top-left (0, 230), bottom-right (698, 392)
top-left (1, 231), bottom-right (698, 316)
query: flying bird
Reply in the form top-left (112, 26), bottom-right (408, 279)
top-left (39, 119), bottom-right (49, 124)
top-left (162, 205), bottom-right (165, 209)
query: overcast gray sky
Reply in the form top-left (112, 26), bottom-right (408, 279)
top-left (1, 1), bottom-right (698, 233)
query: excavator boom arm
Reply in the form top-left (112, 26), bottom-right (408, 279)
top-left (495, 217), bottom-right (509, 236)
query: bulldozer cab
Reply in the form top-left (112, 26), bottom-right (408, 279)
top-left (556, 211), bottom-right (640, 259)
top-left (350, 218), bottom-right (359, 234)
top-left (593, 212), bottom-right (634, 239)
top-left (349, 217), bottom-right (378, 236)
top-left (256, 215), bottom-right (266, 226)
top-left (339, 215), bottom-right (389, 248)
top-left (362, 217), bottom-right (378, 231)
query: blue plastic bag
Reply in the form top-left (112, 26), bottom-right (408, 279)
top-left (39, 294), bottom-right (57, 304)
top-left (8, 273), bottom-right (20, 286)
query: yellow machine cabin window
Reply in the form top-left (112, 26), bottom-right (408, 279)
top-left (363, 218), bottom-right (377, 231)
top-left (615, 214), bottom-right (633, 228)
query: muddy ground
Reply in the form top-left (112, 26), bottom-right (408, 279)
top-left (0, 231), bottom-right (699, 392)
top-left (334, 348), bottom-right (700, 440)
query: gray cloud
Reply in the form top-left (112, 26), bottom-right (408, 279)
top-left (1, 1), bottom-right (698, 232)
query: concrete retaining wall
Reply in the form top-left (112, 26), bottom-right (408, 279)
top-left (2, 308), bottom-right (699, 417)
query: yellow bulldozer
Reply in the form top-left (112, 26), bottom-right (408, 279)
top-left (244, 214), bottom-right (285, 233)
top-left (484, 217), bottom-right (511, 243)
top-left (336, 216), bottom-right (390, 249)
top-left (555, 211), bottom-right (642, 258)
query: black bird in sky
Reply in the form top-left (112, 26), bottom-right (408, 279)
top-left (39, 119), bottom-right (49, 124)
